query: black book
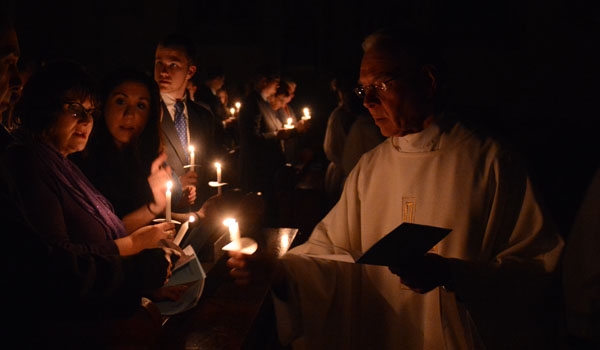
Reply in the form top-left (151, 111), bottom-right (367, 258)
top-left (355, 223), bottom-right (451, 266)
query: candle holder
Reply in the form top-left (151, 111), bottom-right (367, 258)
top-left (221, 217), bottom-right (258, 255)
top-left (222, 237), bottom-right (258, 255)
top-left (183, 164), bottom-right (201, 169)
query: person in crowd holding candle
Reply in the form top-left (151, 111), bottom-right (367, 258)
top-left (194, 65), bottom-right (229, 126)
top-left (270, 79), bottom-right (310, 166)
top-left (154, 32), bottom-right (227, 210)
top-left (323, 71), bottom-right (384, 206)
top-left (194, 65), bottom-right (240, 176)
top-left (0, 14), bottom-right (185, 348)
top-left (72, 67), bottom-right (233, 255)
top-left (73, 67), bottom-right (196, 233)
top-left (4, 60), bottom-right (177, 257)
top-left (227, 25), bottom-right (565, 349)
top-left (238, 65), bottom-right (296, 226)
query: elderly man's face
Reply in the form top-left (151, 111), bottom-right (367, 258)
top-left (358, 50), bottom-right (433, 137)
top-left (0, 26), bottom-right (21, 114)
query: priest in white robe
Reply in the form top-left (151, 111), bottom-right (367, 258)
top-left (228, 26), bottom-right (565, 350)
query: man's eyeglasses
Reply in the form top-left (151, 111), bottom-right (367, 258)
top-left (353, 76), bottom-right (401, 99)
top-left (65, 102), bottom-right (101, 121)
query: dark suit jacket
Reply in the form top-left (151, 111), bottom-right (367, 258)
top-left (161, 98), bottom-right (227, 208)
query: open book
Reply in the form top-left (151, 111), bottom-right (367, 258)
top-left (155, 239), bottom-right (206, 316)
top-left (306, 223), bottom-right (451, 267)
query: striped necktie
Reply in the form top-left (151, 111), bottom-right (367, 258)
top-left (174, 100), bottom-right (188, 160)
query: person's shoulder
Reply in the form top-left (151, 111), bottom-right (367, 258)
top-left (187, 99), bottom-right (213, 117)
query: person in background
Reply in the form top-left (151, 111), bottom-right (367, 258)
top-left (195, 65), bottom-right (229, 125)
top-left (0, 14), bottom-right (181, 348)
top-left (194, 65), bottom-right (240, 183)
top-left (323, 72), bottom-right (384, 206)
top-left (216, 86), bottom-right (229, 108)
top-left (237, 65), bottom-right (296, 226)
top-left (227, 26), bottom-right (565, 349)
top-left (154, 32), bottom-right (226, 211)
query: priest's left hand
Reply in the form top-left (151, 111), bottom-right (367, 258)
top-left (389, 253), bottom-right (453, 294)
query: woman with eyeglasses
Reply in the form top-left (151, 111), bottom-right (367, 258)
top-left (4, 60), bottom-right (176, 257)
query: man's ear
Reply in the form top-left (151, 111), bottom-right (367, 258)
top-left (187, 65), bottom-right (197, 80)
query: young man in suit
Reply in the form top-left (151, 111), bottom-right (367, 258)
top-left (154, 33), bottom-right (226, 210)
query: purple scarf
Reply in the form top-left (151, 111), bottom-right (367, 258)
top-left (34, 141), bottom-right (128, 240)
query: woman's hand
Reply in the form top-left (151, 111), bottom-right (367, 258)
top-left (117, 222), bottom-right (176, 256)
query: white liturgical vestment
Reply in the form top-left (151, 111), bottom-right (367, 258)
top-left (273, 121), bottom-right (564, 350)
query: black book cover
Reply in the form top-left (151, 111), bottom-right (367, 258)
top-left (356, 223), bottom-right (451, 266)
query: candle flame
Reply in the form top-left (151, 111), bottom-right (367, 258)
top-left (223, 217), bottom-right (236, 226)
top-left (188, 145), bottom-right (194, 153)
top-left (166, 180), bottom-right (173, 191)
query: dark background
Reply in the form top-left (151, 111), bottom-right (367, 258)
top-left (6, 0), bottom-right (599, 235)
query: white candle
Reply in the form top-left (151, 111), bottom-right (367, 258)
top-left (302, 107), bottom-right (311, 120)
top-left (284, 117), bottom-right (294, 129)
top-left (229, 107), bottom-right (235, 117)
top-left (215, 162), bottom-right (222, 183)
top-left (235, 101), bottom-right (241, 112)
top-left (165, 180), bottom-right (172, 222)
top-left (188, 145), bottom-right (195, 166)
top-left (215, 162), bottom-right (222, 195)
top-left (223, 218), bottom-right (240, 247)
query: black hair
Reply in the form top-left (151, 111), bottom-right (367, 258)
top-left (92, 67), bottom-right (163, 172)
top-left (157, 32), bottom-right (198, 66)
top-left (13, 59), bottom-right (99, 136)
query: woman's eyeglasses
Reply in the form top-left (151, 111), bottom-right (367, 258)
top-left (65, 102), bottom-right (101, 121)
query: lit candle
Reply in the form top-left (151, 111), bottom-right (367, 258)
top-left (223, 218), bottom-right (240, 248)
top-left (165, 180), bottom-right (173, 222)
top-left (215, 162), bottom-right (222, 194)
top-left (188, 145), bottom-right (195, 166)
top-left (284, 117), bottom-right (294, 129)
top-left (235, 101), bottom-right (241, 112)
top-left (302, 107), bottom-right (311, 120)
top-left (229, 107), bottom-right (235, 117)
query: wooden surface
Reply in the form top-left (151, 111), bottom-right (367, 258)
top-left (159, 228), bottom-right (298, 349)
